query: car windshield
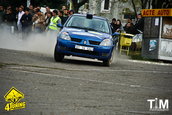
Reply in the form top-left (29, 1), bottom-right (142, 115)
top-left (65, 15), bottom-right (110, 34)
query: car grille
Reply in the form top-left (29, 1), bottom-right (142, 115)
top-left (89, 40), bottom-right (101, 45)
top-left (69, 48), bottom-right (99, 56)
top-left (71, 37), bottom-right (101, 45)
top-left (71, 38), bottom-right (82, 42)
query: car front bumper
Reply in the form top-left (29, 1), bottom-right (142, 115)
top-left (55, 39), bottom-right (114, 60)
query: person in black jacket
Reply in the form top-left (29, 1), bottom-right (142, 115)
top-left (44, 12), bottom-right (52, 30)
top-left (0, 5), bottom-right (5, 25)
top-left (3, 8), bottom-right (16, 33)
top-left (3, 8), bottom-right (16, 26)
top-left (110, 18), bottom-right (117, 33)
top-left (124, 22), bottom-right (138, 35)
top-left (62, 9), bottom-right (69, 25)
top-left (134, 13), bottom-right (144, 33)
top-left (20, 8), bottom-right (33, 38)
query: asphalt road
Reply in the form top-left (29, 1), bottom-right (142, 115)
top-left (0, 48), bottom-right (172, 115)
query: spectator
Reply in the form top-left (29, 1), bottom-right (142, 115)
top-left (0, 5), bottom-right (4, 25)
top-left (33, 7), bottom-right (38, 13)
top-left (62, 9), bottom-right (69, 24)
top-left (45, 6), bottom-right (51, 15)
top-left (110, 18), bottom-right (117, 33)
top-left (17, 6), bottom-right (25, 32)
top-left (37, 6), bottom-right (41, 11)
top-left (15, 7), bottom-right (19, 13)
top-left (124, 22), bottom-right (137, 34)
top-left (20, 5), bottom-right (24, 10)
top-left (116, 19), bottom-right (124, 32)
top-left (44, 12), bottom-right (52, 29)
top-left (3, 8), bottom-right (16, 26)
top-left (7, 5), bottom-right (12, 10)
top-left (20, 8), bottom-right (33, 35)
top-left (14, 7), bottom-right (19, 17)
top-left (62, 6), bottom-right (67, 11)
top-left (134, 13), bottom-right (144, 33)
top-left (69, 10), bottom-right (74, 16)
top-left (124, 18), bottom-right (138, 34)
top-left (32, 9), bottom-right (45, 32)
top-left (2, 8), bottom-right (16, 33)
top-left (58, 10), bottom-right (66, 25)
top-left (127, 18), bottom-right (133, 23)
top-left (124, 18), bottom-right (134, 27)
top-left (29, 5), bottom-right (35, 16)
top-left (48, 10), bottom-right (61, 31)
top-left (63, 9), bottom-right (68, 15)
top-left (58, 10), bottom-right (63, 18)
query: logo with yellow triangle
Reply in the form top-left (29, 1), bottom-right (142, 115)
top-left (4, 87), bottom-right (26, 111)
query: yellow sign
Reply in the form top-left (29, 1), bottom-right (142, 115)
top-left (141, 9), bottom-right (172, 17)
top-left (4, 87), bottom-right (26, 111)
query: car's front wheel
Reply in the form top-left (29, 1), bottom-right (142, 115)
top-left (54, 46), bottom-right (64, 62)
top-left (103, 49), bottom-right (115, 66)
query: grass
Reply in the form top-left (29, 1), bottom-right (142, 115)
top-left (0, 63), bottom-right (5, 68)
top-left (129, 51), bottom-right (156, 61)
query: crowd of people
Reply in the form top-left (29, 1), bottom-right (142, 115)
top-left (0, 4), bottom-right (74, 35)
top-left (110, 14), bottom-right (144, 35)
top-left (110, 15), bottom-right (144, 51)
top-left (0, 3), bottom-right (144, 38)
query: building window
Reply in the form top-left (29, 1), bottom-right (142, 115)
top-left (101, 0), bottom-right (111, 13)
top-left (104, 0), bottom-right (109, 10)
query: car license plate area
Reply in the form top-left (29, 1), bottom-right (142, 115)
top-left (75, 45), bottom-right (93, 51)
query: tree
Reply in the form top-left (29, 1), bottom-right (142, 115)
top-left (151, 0), bottom-right (172, 8)
top-left (71, 0), bottom-right (89, 12)
top-left (131, 0), bottom-right (138, 20)
top-left (131, 0), bottom-right (171, 20)
top-left (139, 0), bottom-right (171, 9)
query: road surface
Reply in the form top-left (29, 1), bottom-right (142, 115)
top-left (0, 48), bottom-right (172, 115)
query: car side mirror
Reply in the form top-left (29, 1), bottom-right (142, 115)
top-left (112, 32), bottom-right (120, 36)
top-left (57, 24), bottom-right (63, 28)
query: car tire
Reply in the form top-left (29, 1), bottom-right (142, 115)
top-left (54, 46), bottom-right (64, 62)
top-left (103, 60), bottom-right (111, 66)
top-left (103, 49), bottom-right (115, 66)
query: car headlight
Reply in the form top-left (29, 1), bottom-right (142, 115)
top-left (60, 32), bottom-right (71, 40)
top-left (100, 39), bottom-right (113, 46)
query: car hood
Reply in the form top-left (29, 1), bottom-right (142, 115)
top-left (61, 27), bottom-right (111, 41)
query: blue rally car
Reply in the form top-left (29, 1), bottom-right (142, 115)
top-left (54, 14), bottom-right (117, 66)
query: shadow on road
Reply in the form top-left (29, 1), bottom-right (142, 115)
top-left (62, 58), bottom-right (104, 67)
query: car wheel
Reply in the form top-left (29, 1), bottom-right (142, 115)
top-left (54, 46), bottom-right (64, 62)
top-left (103, 49), bottom-right (115, 66)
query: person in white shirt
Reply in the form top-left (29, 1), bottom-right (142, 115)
top-left (17, 7), bottom-right (24, 32)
